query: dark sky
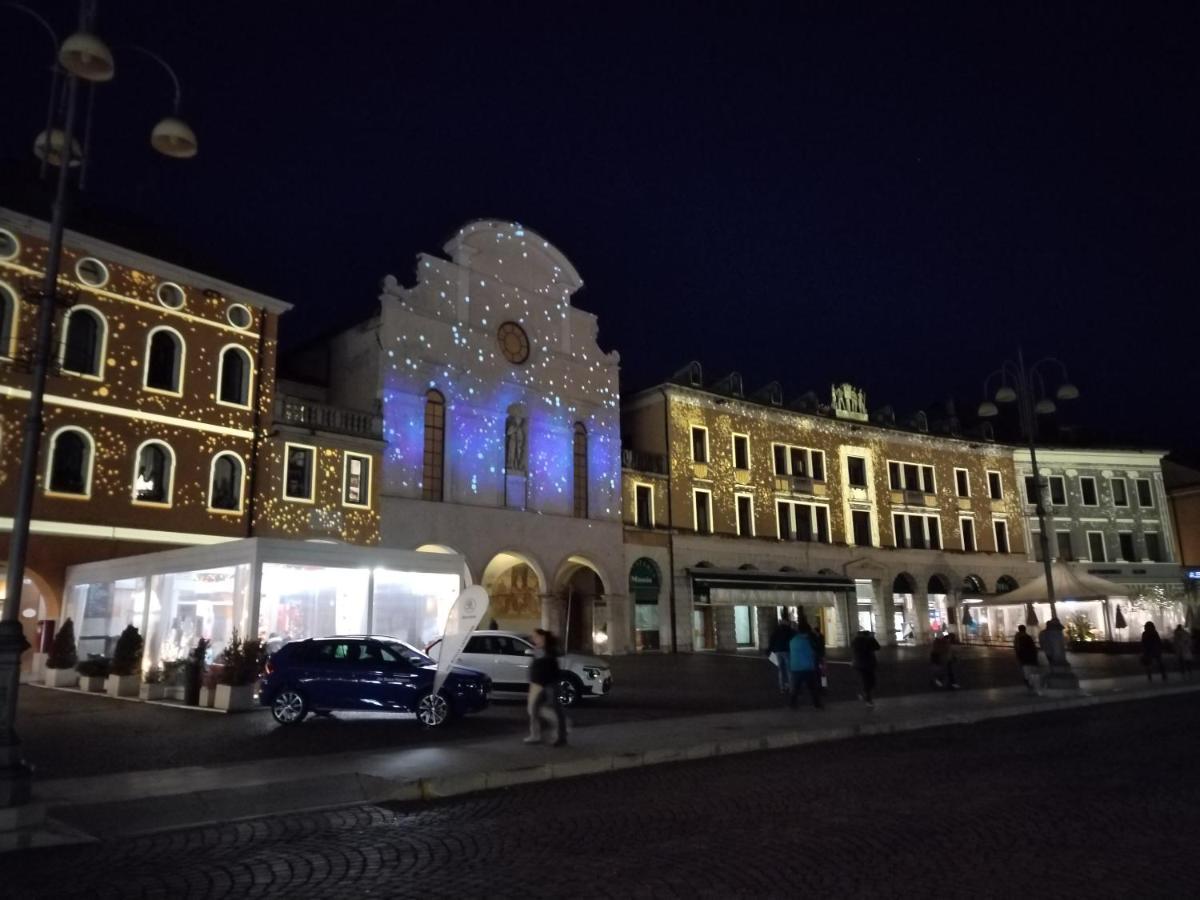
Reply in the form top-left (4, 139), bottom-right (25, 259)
top-left (4, 1), bottom-right (1199, 451)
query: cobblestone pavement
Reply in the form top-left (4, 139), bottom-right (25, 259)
top-left (9, 691), bottom-right (1195, 899)
top-left (16, 647), bottom-right (1147, 779)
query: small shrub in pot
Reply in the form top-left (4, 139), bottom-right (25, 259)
top-left (45, 619), bottom-right (79, 687)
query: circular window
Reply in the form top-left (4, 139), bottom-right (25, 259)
top-left (497, 321), bottom-right (530, 365)
top-left (75, 257), bottom-right (109, 287)
top-left (156, 282), bottom-right (185, 309)
top-left (0, 229), bottom-right (18, 260)
top-left (227, 303), bottom-right (252, 329)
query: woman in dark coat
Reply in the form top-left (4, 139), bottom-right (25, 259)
top-left (1141, 622), bottom-right (1167, 683)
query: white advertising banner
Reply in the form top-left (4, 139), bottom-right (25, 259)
top-left (432, 585), bottom-right (490, 696)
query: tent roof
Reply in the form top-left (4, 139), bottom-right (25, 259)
top-left (1000, 562), bottom-right (1128, 604)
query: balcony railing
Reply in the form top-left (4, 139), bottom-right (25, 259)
top-left (274, 394), bottom-right (382, 440)
top-left (622, 449), bottom-right (667, 474)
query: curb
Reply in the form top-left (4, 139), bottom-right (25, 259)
top-left (31, 681), bottom-right (1200, 844)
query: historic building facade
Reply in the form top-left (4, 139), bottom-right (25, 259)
top-left (0, 208), bottom-right (382, 667)
top-left (620, 366), bottom-right (1037, 652)
top-left (291, 221), bottom-right (626, 653)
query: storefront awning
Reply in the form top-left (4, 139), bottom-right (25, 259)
top-left (687, 568), bottom-right (855, 592)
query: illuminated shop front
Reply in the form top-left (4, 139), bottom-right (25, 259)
top-left (63, 538), bottom-right (464, 667)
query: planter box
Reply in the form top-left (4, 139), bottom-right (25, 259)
top-left (139, 682), bottom-right (167, 701)
top-left (31, 653), bottom-right (48, 680)
top-left (199, 686), bottom-right (216, 708)
top-left (166, 685), bottom-right (186, 702)
top-left (106, 674), bottom-right (141, 698)
top-left (79, 675), bottom-right (106, 693)
top-left (45, 667), bottom-right (78, 688)
top-left (214, 684), bottom-right (256, 713)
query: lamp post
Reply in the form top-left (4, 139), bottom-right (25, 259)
top-left (978, 348), bottom-right (1080, 623)
top-left (0, 0), bottom-right (197, 809)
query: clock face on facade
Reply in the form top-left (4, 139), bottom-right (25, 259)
top-left (497, 321), bottom-right (530, 365)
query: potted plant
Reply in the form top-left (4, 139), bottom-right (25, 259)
top-left (162, 659), bottom-right (187, 701)
top-left (214, 631), bottom-right (264, 712)
top-left (75, 656), bottom-right (110, 692)
top-left (139, 665), bottom-right (166, 701)
top-left (106, 624), bottom-right (144, 698)
top-left (44, 618), bottom-right (79, 688)
top-left (185, 637), bottom-right (209, 707)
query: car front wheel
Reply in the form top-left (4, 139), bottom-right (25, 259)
top-left (416, 692), bottom-right (451, 727)
top-left (271, 689), bottom-right (307, 725)
top-left (556, 676), bottom-right (581, 708)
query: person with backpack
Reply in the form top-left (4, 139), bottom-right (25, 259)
top-left (851, 628), bottom-right (881, 706)
top-left (788, 622), bottom-right (824, 710)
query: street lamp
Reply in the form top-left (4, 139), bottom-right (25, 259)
top-left (978, 349), bottom-right (1080, 623)
top-left (0, 0), bottom-right (197, 809)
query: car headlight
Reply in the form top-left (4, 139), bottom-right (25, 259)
top-left (583, 666), bottom-right (606, 680)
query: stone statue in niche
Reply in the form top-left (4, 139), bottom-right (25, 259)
top-left (505, 408), bottom-right (528, 473)
top-left (832, 382), bottom-right (868, 421)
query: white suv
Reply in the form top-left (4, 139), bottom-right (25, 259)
top-left (425, 630), bottom-right (612, 707)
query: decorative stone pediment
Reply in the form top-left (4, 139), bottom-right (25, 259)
top-left (832, 382), bottom-right (868, 422)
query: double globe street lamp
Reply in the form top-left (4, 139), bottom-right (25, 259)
top-left (0, 0), bottom-right (197, 809)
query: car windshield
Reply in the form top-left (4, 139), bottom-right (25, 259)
top-left (380, 640), bottom-right (433, 667)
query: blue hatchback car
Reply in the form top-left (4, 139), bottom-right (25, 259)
top-left (257, 636), bottom-right (490, 727)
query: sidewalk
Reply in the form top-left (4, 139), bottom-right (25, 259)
top-left (11, 673), bottom-right (1199, 850)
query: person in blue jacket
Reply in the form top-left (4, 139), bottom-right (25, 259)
top-left (788, 621), bottom-right (824, 709)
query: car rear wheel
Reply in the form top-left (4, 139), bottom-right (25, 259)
top-left (556, 676), bottom-right (581, 708)
top-left (271, 689), bottom-right (307, 725)
top-left (416, 691), bottom-right (451, 727)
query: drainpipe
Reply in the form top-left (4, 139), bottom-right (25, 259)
top-left (660, 387), bottom-right (677, 653)
top-left (243, 311), bottom-right (269, 538)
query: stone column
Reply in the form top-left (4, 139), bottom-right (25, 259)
top-left (911, 582), bottom-right (932, 644)
top-left (872, 578), bottom-right (897, 646)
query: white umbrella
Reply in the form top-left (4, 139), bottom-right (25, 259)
top-left (1001, 562), bottom-right (1127, 605)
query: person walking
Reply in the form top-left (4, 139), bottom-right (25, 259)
top-left (1174, 624), bottom-right (1194, 680)
top-left (1013, 624), bottom-right (1042, 695)
top-left (1141, 622), bottom-right (1168, 683)
top-left (788, 622), bottom-right (824, 709)
top-left (767, 612), bottom-right (796, 693)
top-left (851, 628), bottom-right (881, 706)
top-left (525, 629), bottom-right (568, 746)
top-left (929, 634), bottom-right (960, 689)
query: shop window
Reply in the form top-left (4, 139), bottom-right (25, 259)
top-left (422, 390), bottom-right (445, 501)
top-left (145, 328), bottom-right (184, 392)
top-left (134, 441), bottom-right (173, 504)
top-left (573, 423), bottom-right (588, 518)
top-left (209, 452), bottom-right (244, 511)
top-left (218, 345), bottom-right (252, 406)
top-left (284, 444), bottom-right (315, 501)
top-left (61, 307), bottom-right (104, 376)
top-left (47, 427), bottom-right (92, 495)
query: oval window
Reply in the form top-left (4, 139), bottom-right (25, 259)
top-left (0, 229), bottom-right (18, 260)
top-left (156, 282), bottom-right (186, 309)
top-left (75, 257), bottom-right (109, 287)
top-left (227, 304), bottom-right (252, 329)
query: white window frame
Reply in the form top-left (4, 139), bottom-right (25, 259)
top-left (846, 455), bottom-right (870, 489)
top-left (1048, 475), bottom-right (1067, 506)
top-left (43, 426), bottom-right (95, 499)
top-left (156, 281), bottom-right (186, 310)
top-left (74, 256), bottom-right (110, 287)
top-left (959, 516), bottom-right (977, 552)
top-left (0, 280), bottom-right (19, 360)
top-left (283, 441), bottom-right (318, 503)
top-left (731, 432), bottom-right (750, 471)
top-left (130, 439), bottom-right (177, 507)
top-left (1086, 530), bottom-right (1108, 563)
top-left (207, 451), bottom-right (246, 515)
top-left (953, 467), bottom-right (971, 498)
top-left (0, 228), bottom-right (19, 261)
top-left (850, 508), bottom-right (874, 547)
top-left (633, 482), bottom-right (655, 528)
top-left (887, 459), bottom-right (936, 493)
top-left (142, 325), bottom-right (187, 396)
top-left (1116, 530), bottom-right (1136, 563)
top-left (693, 488), bottom-right (713, 534)
top-left (735, 492), bottom-right (755, 536)
top-left (57, 304), bottom-right (109, 381)
top-left (341, 451), bottom-right (373, 509)
top-left (1078, 475), bottom-right (1099, 507)
top-left (986, 469), bottom-right (1004, 500)
top-left (215, 343), bottom-right (255, 409)
top-left (1135, 478), bottom-right (1155, 509)
top-left (893, 512), bottom-right (942, 550)
top-left (1110, 477), bottom-right (1129, 507)
top-left (992, 518), bottom-right (1010, 554)
top-left (1144, 531), bottom-right (1163, 563)
top-left (690, 425), bottom-right (709, 464)
top-left (777, 499), bottom-right (831, 543)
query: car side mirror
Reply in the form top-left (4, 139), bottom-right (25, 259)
top-left (524, 648), bottom-right (535, 656)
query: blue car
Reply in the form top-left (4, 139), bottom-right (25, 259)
top-left (256, 635), bottom-right (490, 727)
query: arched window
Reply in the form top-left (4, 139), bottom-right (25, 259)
top-left (0, 282), bottom-right (16, 360)
top-left (61, 307), bottom-right (105, 376)
top-left (133, 441), bottom-right (174, 505)
top-left (422, 389), bottom-right (445, 502)
top-left (209, 452), bottom-right (244, 512)
top-left (218, 345), bottom-right (252, 406)
top-left (144, 328), bottom-right (184, 393)
top-left (573, 422), bottom-right (588, 518)
top-left (46, 427), bottom-right (93, 496)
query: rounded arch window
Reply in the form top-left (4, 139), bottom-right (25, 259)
top-left (75, 257), bottom-right (109, 287)
top-left (209, 452), bottom-right (245, 512)
top-left (60, 306), bottom-right (105, 376)
top-left (46, 427), bottom-right (93, 496)
top-left (134, 441), bottom-right (174, 505)
top-left (145, 328), bottom-right (184, 393)
top-left (0, 229), bottom-right (18, 260)
top-left (156, 282), bottom-right (185, 309)
top-left (0, 282), bottom-right (17, 359)
top-left (218, 345), bottom-right (252, 406)
top-left (226, 304), bottom-right (252, 329)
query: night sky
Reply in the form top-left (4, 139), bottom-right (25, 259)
top-left (4, 1), bottom-right (1198, 452)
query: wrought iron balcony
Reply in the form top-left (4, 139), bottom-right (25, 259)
top-left (622, 449), bottom-right (667, 474)
top-left (274, 394), bottom-right (382, 440)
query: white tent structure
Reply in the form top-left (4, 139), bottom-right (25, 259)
top-left (1001, 563), bottom-right (1127, 605)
